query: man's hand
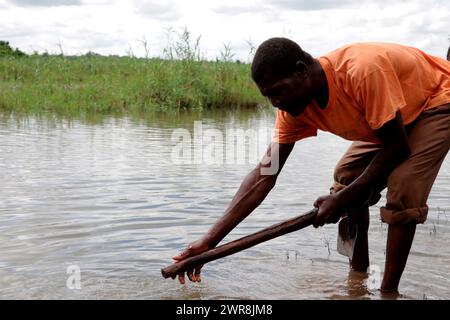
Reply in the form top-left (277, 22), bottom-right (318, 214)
top-left (172, 238), bottom-right (211, 284)
top-left (313, 111), bottom-right (410, 229)
top-left (313, 187), bottom-right (378, 228)
top-left (313, 193), bottom-right (346, 228)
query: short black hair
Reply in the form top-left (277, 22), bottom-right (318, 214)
top-left (251, 37), bottom-right (314, 84)
top-left (447, 45), bottom-right (450, 61)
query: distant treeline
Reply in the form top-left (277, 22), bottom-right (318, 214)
top-left (0, 41), bottom-right (27, 58)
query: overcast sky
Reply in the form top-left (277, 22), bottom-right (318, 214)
top-left (0, 0), bottom-right (449, 61)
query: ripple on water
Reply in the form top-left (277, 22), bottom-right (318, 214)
top-left (0, 114), bottom-right (449, 299)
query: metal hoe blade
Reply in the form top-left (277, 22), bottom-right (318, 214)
top-left (337, 216), bottom-right (358, 259)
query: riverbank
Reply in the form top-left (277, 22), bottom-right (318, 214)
top-left (0, 54), bottom-right (266, 117)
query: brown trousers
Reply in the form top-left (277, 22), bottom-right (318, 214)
top-left (331, 104), bottom-right (450, 224)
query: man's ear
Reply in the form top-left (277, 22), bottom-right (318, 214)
top-left (295, 60), bottom-right (308, 77)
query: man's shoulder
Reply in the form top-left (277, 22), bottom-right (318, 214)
top-left (323, 42), bottom-right (409, 78)
top-left (325, 42), bottom-right (408, 58)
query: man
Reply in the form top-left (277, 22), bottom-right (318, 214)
top-left (172, 38), bottom-right (450, 294)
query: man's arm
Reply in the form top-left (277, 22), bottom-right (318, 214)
top-left (314, 111), bottom-right (411, 226)
top-left (204, 141), bottom-right (295, 247)
top-left (173, 141), bottom-right (295, 283)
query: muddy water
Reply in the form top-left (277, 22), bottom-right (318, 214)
top-left (0, 110), bottom-right (448, 299)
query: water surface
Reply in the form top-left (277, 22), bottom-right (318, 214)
top-left (0, 110), bottom-right (449, 299)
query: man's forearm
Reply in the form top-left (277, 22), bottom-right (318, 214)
top-left (340, 143), bottom-right (410, 208)
top-left (338, 112), bottom-right (411, 209)
top-left (204, 167), bottom-right (277, 248)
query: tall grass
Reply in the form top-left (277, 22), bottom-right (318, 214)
top-left (0, 30), bottom-right (267, 117)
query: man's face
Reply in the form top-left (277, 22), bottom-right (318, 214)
top-left (257, 72), bottom-right (314, 117)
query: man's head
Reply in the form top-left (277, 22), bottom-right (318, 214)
top-left (251, 37), bottom-right (317, 117)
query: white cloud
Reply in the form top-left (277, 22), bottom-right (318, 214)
top-left (8, 0), bottom-right (82, 6)
top-left (267, 0), bottom-right (355, 11)
top-left (133, 0), bottom-right (181, 21)
top-left (0, 0), bottom-right (448, 59)
top-left (0, 0), bottom-right (9, 8)
top-left (212, 3), bottom-right (271, 16)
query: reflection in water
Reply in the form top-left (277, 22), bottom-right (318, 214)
top-left (345, 271), bottom-right (372, 299)
top-left (0, 110), bottom-right (449, 299)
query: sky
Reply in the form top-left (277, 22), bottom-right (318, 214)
top-left (0, 0), bottom-right (449, 61)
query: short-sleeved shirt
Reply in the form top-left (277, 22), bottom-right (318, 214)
top-left (273, 42), bottom-right (450, 144)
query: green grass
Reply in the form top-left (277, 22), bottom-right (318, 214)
top-left (0, 54), bottom-right (267, 117)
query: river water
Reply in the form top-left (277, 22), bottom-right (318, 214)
top-left (0, 109), bottom-right (449, 300)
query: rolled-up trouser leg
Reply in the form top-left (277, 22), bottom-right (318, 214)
top-left (380, 105), bottom-right (450, 225)
top-left (333, 105), bottom-right (450, 225)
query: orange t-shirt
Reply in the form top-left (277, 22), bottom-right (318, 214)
top-left (273, 42), bottom-right (450, 144)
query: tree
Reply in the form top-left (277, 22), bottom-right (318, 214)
top-left (0, 41), bottom-right (26, 57)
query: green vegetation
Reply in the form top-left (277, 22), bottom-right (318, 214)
top-left (0, 30), bottom-right (267, 117)
top-left (0, 41), bottom-right (26, 58)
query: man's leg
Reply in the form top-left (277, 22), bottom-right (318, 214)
top-left (381, 223), bottom-right (416, 292)
top-left (380, 105), bottom-right (450, 292)
top-left (332, 141), bottom-right (382, 271)
top-left (349, 207), bottom-right (370, 271)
